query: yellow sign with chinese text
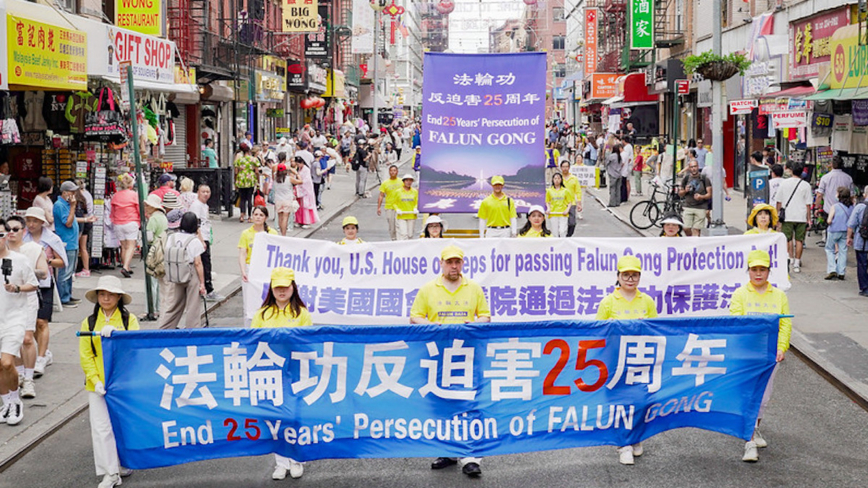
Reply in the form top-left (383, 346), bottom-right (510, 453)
top-left (7, 16), bottom-right (87, 90)
top-left (115, 0), bottom-right (162, 37)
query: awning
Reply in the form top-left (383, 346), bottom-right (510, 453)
top-left (602, 96), bottom-right (624, 105)
top-left (619, 72), bottom-right (657, 103)
top-left (762, 85), bottom-right (816, 98)
top-left (804, 88), bottom-right (868, 101)
top-left (610, 100), bottom-right (658, 109)
top-left (101, 76), bottom-right (199, 96)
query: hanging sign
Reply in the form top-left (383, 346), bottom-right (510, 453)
top-left (584, 8), bottom-right (597, 75)
top-left (282, 0), bottom-right (319, 32)
top-left (352, 0), bottom-right (374, 54)
top-left (729, 99), bottom-right (758, 115)
top-left (7, 16), bottom-right (87, 90)
top-left (304, 4), bottom-right (331, 58)
top-left (115, 0), bottom-right (163, 37)
top-left (628, 0), bottom-right (653, 49)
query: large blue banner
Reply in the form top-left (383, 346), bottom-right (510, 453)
top-left (420, 52), bottom-right (546, 213)
top-left (103, 316), bottom-right (778, 469)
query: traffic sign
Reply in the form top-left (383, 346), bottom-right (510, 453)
top-left (676, 79), bottom-right (689, 95)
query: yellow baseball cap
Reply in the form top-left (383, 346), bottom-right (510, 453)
top-left (490, 175), bottom-right (505, 186)
top-left (441, 244), bottom-right (464, 261)
top-left (270, 267), bottom-right (296, 287)
top-left (617, 255), bottom-right (642, 273)
top-left (747, 249), bottom-right (771, 268)
top-left (342, 216), bottom-right (359, 228)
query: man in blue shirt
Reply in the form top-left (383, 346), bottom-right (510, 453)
top-left (847, 188), bottom-right (868, 296)
top-left (202, 138), bottom-right (218, 168)
top-left (694, 139), bottom-right (709, 168)
top-left (53, 181), bottom-right (80, 306)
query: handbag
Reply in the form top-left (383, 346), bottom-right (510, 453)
top-left (84, 88), bottom-right (126, 143)
top-left (779, 179), bottom-right (802, 223)
top-left (267, 187), bottom-right (275, 205)
top-left (254, 189), bottom-right (266, 207)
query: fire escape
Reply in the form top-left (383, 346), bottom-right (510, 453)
top-left (598, 0), bottom-right (625, 72)
top-left (654, 0), bottom-right (685, 51)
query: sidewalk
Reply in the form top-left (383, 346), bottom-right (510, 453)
top-left (0, 155), bottom-right (411, 470)
top-left (587, 182), bottom-right (868, 407)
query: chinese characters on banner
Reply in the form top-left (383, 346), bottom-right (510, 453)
top-left (7, 16), bottom-right (87, 90)
top-left (282, 0), bottom-right (319, 33)
top-left (103, 316), bottom-right (779, 468)
top-left (789, 8), bottom-right (849, 80)
top-left (244, 232), bottom-right (790, 325)
top-left (419, 53), bottom-right (546, 213)
top-left (629, 0), bottom-right (653, 50)
top-left (584, 8), bottom-right (597, 75)
top-left (114, 0), bottom-right (162, 37)
top-left (351, 0), bottom-right (374, 54)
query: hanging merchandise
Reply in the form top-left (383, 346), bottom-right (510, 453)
top-left (853, 100), bottom-right (868, 127)
top-left (22, 91), bottom-right (48, 132)
top-left (85, 88), bottom-right (127, 143)
top-left (43, 93), bottom-right (72, 134)
top-left (66, 91), bottom-right (98, 134)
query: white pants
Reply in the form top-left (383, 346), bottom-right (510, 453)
top-left (275, 454), bottom-right (303, 468)
top-left (549, 216), bottom-right (568, 237)
top-left (89, 392), bottom-right (120, 477)
top-left (485, 227), bottom-right (512, 238)
top-left (385, 209), bottom-right (397, 241)
top-left (757, 364), bottom-right (778, 420)
top-left (454, 457), bottom-right (481, 466)
top-left (396, 218), bottom-right (416, 240)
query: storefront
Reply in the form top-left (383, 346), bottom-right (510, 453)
top-left (602, 73), bottom-right (659, 143)
top-left (305, 61), bottom-right (327, 129)
top-left (581, 73), bottom-right (618, 134)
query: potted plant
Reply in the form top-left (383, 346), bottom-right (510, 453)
top-left (681, 51), bottom-right (752, 81)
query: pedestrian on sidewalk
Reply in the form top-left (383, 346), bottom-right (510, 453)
top-left (478, 176), bottom-right (517, 238)
top-left (289, 156), bottom-right (319, 228)
top-left (659, 213), bottom-right (684, 237)
top-left (546, 173), bottom-right (571, 237)
top-left (745, 204), bottom-right (779, 234)
top-left (621, 137), bottom-right (634, 200)
top-left (272, 158), bottom-right (299, 236)
top-left (774, 163), bottom-right (812, 273)
top-left (149, 173), bottom-right (180, 201)
top-left (75, 180), bottom-right (96, 277)
top-left (338, 216), bottom-right (364, 245)
top-left (596, 255), bottom-right (657, 465)
top-left (78, 275), bottom-right (138, 488)
top-left (159, 213), bottom-right (206, 330)
top-left (730, 249), bottom-right (791, 462)
top-left (32, 177), bottom-right (55, 231)
top-left (54, 181), bottom-right (82, 305)
top-left (677, 160), bottom-right (712, 236)
top-left (311, 150), bottom-right (327, 210)
top-left (234, 143), bottom-right (258, 223)
top-left (189, 184), bottom-right (222, 301)
top-left (423, 215), bottom-right (445, 238)
top-left (846, 188), bottom-right (868, 296)
top-left (5, 216), bottom-right (48, 399)
top-left (377, 165), bottom-right (402, 241)
top-left (239, 206), bottom-right (278, 326)
top-left (351, 138), bottom-right (369, 197)
top-left (825, 187), bottom-right (853, 281)
top-left (815, 155), bottom-right (854, 218)
top-left (395, 174), bottom-right (419, 240)
top-left (413, 146), bottom-right (422, 182)
top-left (518, 205), bottom-right (551, 238)
top-left (109, 175), bottom-right (139, 278)
top-left (144, 195), bottom-right (169, 314)
top-left (605, 144), bottom-right (624, 207)
top-left (178, 177), bottom-right (197, 212)
top-left (252, 267), bottom-right (311, 480)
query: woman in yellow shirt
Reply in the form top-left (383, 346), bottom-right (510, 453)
top-left (252, 267), bottom-right (312, 480)
top-left (395, 174), bottom-right (419, 241)
top-left (546, 173), bottom-right (572, 237)
top-left (518, 205), bottom-right (551, 237)
top-left (744, 203), bottom-right (779, 235)
top-left (338, 216), bottom-right (364, 245)
top-left (658, 213), bottom-right (684, 237)
top-left (729, 249), bottom-right (790, 463)
top-left (596, 255), bottom-right (657, 466)
top-left (78, 276), bottom-right (139, 488)
top-left (238, 205), bottom-right (278, 325)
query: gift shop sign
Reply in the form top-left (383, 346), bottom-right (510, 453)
top-left (7, 16), bottom-right (87, 90)
top-left (788, 8), bottom-right (849, 80)
top-left (90, 25), bottom-right (175, 84)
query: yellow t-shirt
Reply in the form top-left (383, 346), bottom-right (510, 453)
top-left (563, 173), bottom-right (582, 201)
top-left (251, 305), bottom-right (313, 328)
top-left (744, 228), bottom-right (777, 235)
top-left (545, 148), bottom-right (561, 167)
top-left (729, 282), bottom-right (791, 353)
top-left (546, 186), bottom-right (573, 216)
top-left (596, 288), bottom-right (658, 320)
top-left (238, 226), bottom-right (279, 264)
top-left (395, 187), bottom-right (419, 220)
top-left (338, 238), bottom-right (365, 245)
top-left (79, 309), bottom-right (141, 392)
top-left (519, 228), bottom-right (549, 238)
top-left (379, 178), bottom-right (403, 210)
top-left (477, 193), bottom-right (517, 227)
top-left (411, 276), bottom-right (491, 324)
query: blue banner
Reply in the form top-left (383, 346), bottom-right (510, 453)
top-left (103, 316), bottom-right (778, 469)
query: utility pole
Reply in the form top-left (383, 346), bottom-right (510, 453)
top-left (708, 0), bottom-right (727, 235)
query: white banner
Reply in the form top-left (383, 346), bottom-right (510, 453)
top-left (771, 111), bottom-right (808, 129)
top-left (81, 22), bottom-right (175, 84)
top-left (351, 0), bottom-right (373, 54)
top-left (729, 100), bottom-right (757, 115)
top-left (247, 234), bottom-right (790, 325)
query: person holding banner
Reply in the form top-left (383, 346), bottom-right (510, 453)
top-left (423, 215), bottom-right (446, 238)
top-left (519, 205), bottom-right (551, 238)
top-left (477, 176), bottom-right (517, 238)
top-left (78, 275), bottom-right (138, 488)
top-left (338, 216), bottom-right (364, 245)
top-left (238, 206), bottom-right (278, 325)
top-left (744, 204), bottom-right (779, 235)
top-left (659, 213), bottom-right (684, 237)
top-left (729, 249), bottom-right (791, 463)
top-left (410, 244), bottom-right (490, 477)
top-left (395, 174), bottom-right (419, 240)
top-left (377, 165), bottom-right (402, 241)
top-left (596, 255), bottom-right (658, 465)
top-left (546, 173), bottom-right (572, 237)
top-left (561, 160), bottom-right (583, 224)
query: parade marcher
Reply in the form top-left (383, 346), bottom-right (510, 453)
top-left (730, 249), bottom-right (791, 462)
top-left (410, 245), bottom-right (490, 477)
top-left (338, 216), bottom-right (364, 245)
top-left (252, 267), bottom-right (312, 479)
top-left (0, 220), bottom-right (38, 426)
top-left (159, 213), bottom-right (206, 330)
top-left (54, 180), bottom-right (82, 305)
top-left (677, 160), bottom-right (712, 236)
top-left (846, 187), bottom-right (868, 296)
top-left (606, 144), bottom-right (623, 207)
top-left (518, 205), bottom-right (551, 238)
top-left (189, 184), bottom-right (222, 301)
top-left (825, 187), bottom-right (853, 280)
top-left (561, 160), bottom-right (583, 225)
top-left (745, 203), bottom-right (779, 235)
top-left (596, 255), bottom-right (657, 465)
top-left (545, 142), bottom-right (561, 183)
top-left (546, 173), bottom-right (572, 237)
top-left (659, 213), bottom-right (684, 237)
top-left (272, 157), bottom-right (299, 236)
top-left (774, 163), bottom-right (812, 273)
top-left (423, 215), bottom-right (446, 238)
top-left (377, 165), bottom-right (402, 241)
top-left (238, 206), bottom-right (279, 325)
top-left (79, 275), bottom-right (138, 488)
top-left (395, 174), bottom-right (419, 240)
top-left (477, 176), bottom-right (517, 238)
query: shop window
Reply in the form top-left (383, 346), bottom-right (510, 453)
top-left (553, 7), bottom-right (565, 22)
top-left (553, 35), bottom-right (566, 50)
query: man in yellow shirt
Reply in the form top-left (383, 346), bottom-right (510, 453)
top-left (477, 176), bottom-right (517, 238)
top-left (395, 174), bottom-right (419, 240)
top-left (410, 245), bottom-right (490, 477)
top-left (376, 165), bottom-right (402, 240)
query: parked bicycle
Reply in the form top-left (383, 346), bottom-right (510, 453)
top-left (629, 179), bottom-right (684, 230)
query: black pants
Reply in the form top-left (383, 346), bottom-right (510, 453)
top-left (396, 148), bottom-right (402, 160)
top-left (313, 182), bottom-right (323, 206)
top-left (202, 241), bottom-right (214, 294)
top-left (857, 250), bottom-right (868, 294)
top-left (238, 187), bottom-right (254, 217)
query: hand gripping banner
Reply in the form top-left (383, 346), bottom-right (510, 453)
top-left (103, 316), bottom-right (779, 469)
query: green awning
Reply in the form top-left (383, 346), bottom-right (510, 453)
top-left (804, 88), bottom-right (868, 100)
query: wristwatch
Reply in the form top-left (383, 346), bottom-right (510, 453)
top-left (14, 285), bottom-right (20, 293)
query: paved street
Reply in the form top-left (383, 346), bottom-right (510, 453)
top-left (3, 194), bottom-right (868, 487)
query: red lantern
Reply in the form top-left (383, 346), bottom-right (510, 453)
top-left (315, 98), bottom-right (326, 108)
top-left (435, 0), bottom-right (454, 14)
top-left (300, 98), bottom-right (313, 109)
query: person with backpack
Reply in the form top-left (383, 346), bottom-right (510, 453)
top-left (78, 275), bottom-right (138, 488)
top-left (846, 187), bottom-right (868, 296)
top-left (144, 194), bottom-right (169, 313)
top-left (159, 213), bottom-right (206, 330)
top-left (774, 162), bottom-right (812, 273)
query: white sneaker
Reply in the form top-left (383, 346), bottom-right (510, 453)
top-left (5, 400), bottom-right (23, 425)
top-left (98, 473), bottom-right (121, 488)
top-left (753, 430), bottom-right (768, 448)
top-left (119, 467), bottom-right (133, 477)
top-left (272, 466), bottom-right (287, 480)
top-left (18, 373), bottom-right (24, 386)
top-left (578, 212), bottom-right (584, 220)
top-left (34, 357), bottom-right (46, 378)
top-left (289, 460), bottom-right (304, 479)
top-left (742, 441), bottom-right (758, 462)
top-left (45, 349), bottom-right (53, 366)
top-left (793, 259), bottom-right (801, 273)
top-left (632, 442), bottom-right (644, 457)
top-left (617, 446), bottom-right (634, 465)
top-left (20, 379), bottom-right (36, 399)
top-left (0, 403), bottom-right (8, 424)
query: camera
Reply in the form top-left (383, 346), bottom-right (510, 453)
top-left (2, 258), bottom-right (12, 284)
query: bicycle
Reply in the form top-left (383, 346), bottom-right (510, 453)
top-left (629, 179), bottom-right (683, 230)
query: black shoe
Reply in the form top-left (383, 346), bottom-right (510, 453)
top-left (431, 457), bottom-right (458, 470)
top-left (62, 301), bottom-right (79, 308)
top-left (859, 291), bottom-right (868, 297)
top-left (838, 275), bottom-right (846, 281)
top-left (462, 462), bottom-right (482, 477)
top-left (825, 272), bottom-right (838, 280)
top-left (67, 298), bottom-right (81, 304)
top-left (120, 268), bottom-right (131, 278)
